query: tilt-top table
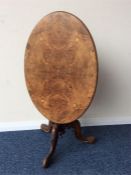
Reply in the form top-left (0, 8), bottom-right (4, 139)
top-left (24, 11), bottom-right (98, 168)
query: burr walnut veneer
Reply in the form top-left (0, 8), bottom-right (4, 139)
top-left (24, 11), bottom-right (98, 168)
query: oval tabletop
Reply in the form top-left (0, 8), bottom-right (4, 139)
top-left (24, 11), bottom-right (98, 124)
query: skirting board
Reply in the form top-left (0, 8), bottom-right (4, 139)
top-left (0, 116), bottom-right (131, 132)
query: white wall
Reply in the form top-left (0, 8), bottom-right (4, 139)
top-left (0, 0), bottom-right (131, 131)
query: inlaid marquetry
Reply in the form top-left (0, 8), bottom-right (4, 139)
top-left (24, 11), bottom-right (98, 124)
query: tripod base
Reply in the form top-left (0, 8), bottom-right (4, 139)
top-left (41, 120), bottom-right (96, 168)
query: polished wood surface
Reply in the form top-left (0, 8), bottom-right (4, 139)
top-left (24, 11), bottom-right (98, 124)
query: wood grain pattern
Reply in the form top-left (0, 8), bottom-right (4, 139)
top-left (24, 11), bottom-right (98, 124)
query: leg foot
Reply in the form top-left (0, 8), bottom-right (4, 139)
top-left (72, 120), bottom-right (96, 144)
top-left (42, 124), bottom-right (59, 168)
top-left (41, 121), bottom-right (52, 133)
